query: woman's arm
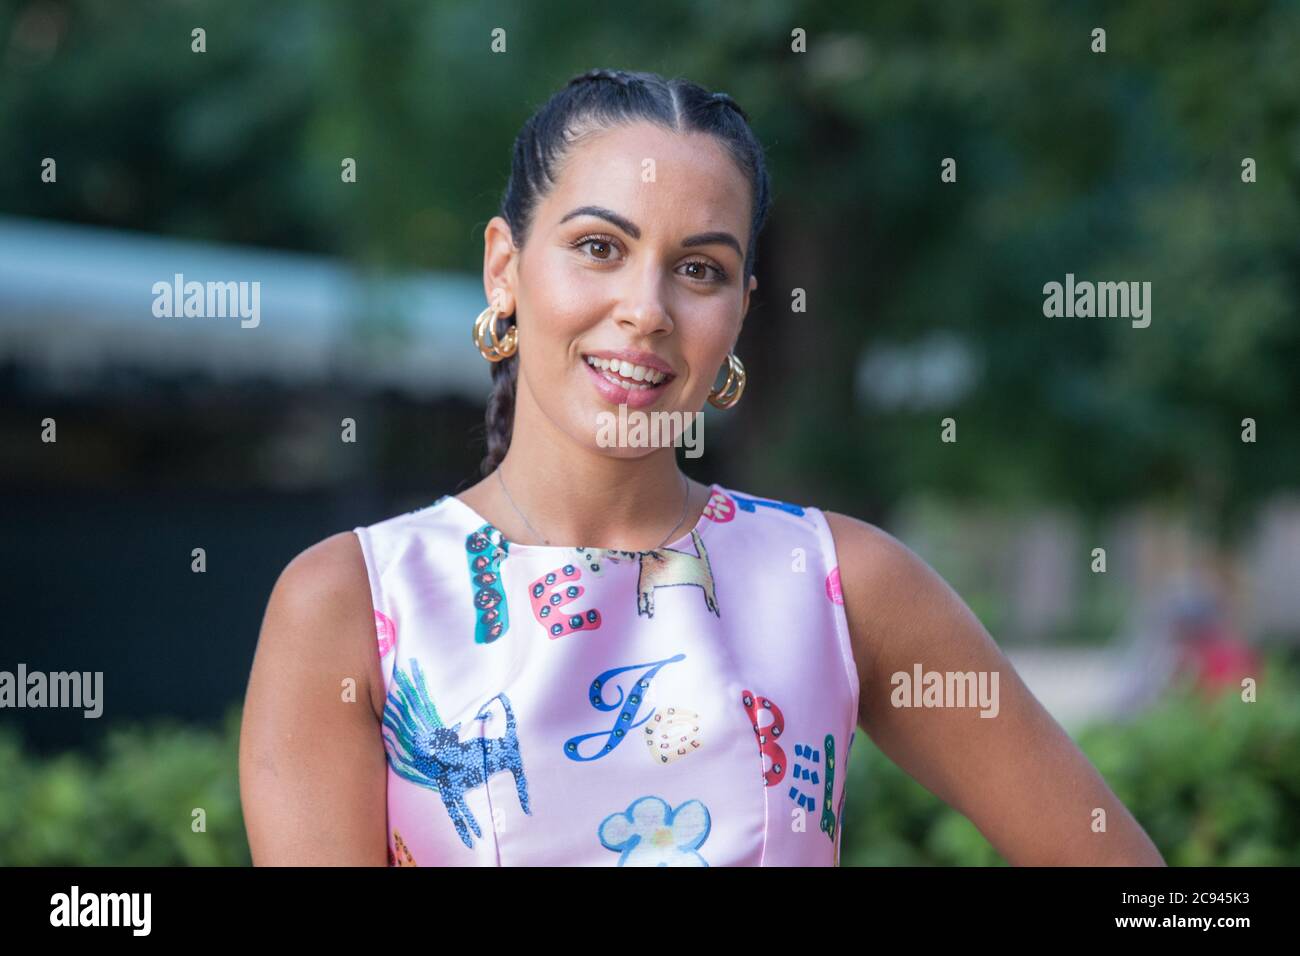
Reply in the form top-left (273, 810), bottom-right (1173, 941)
top-left (825, 511), bottom-right (1165, 866)
top-left (239, 532), bottom-right (389, 865)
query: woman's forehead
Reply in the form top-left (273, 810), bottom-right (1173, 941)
top-left (544, 125), bottom-right (751, 232)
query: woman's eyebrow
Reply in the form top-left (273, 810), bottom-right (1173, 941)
top-left (559, 205), bottom-right (743, 258)
top-left (681, 231), bottom-right (743, 258)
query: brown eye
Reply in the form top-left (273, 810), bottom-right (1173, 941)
top-left (572, 234), bottom-right (623, 262)
top-left (679, 259), bottom-right (726, 283)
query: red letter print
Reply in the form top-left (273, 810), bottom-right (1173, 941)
top-left (742, 689), bottom-right (787, 786)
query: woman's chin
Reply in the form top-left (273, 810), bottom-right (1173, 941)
top-left (573, 404), bottom-right (701, 458)
top-left (594, 441), bottom-right (659, 460)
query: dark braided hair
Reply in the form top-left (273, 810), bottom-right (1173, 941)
top-left (479, 68), bottom-right (772, 477)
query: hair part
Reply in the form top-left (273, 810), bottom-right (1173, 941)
top-left (479, 68), bottom-right (772, 476)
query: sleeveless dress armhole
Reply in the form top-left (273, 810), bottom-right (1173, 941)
top-left (806, 506), bottom-right (862, 723)
top-left (804, 504), bottom-right (863, 866)
top-left (352, 526), bottom-right (395, 692)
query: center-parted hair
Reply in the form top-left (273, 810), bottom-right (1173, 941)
top-left (479, 68), bottom-right (772, 476)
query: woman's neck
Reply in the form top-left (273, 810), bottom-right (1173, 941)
top-left (467, 389), bottom-right (709, 550)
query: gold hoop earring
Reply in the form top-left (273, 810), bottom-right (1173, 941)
top-left (473, 303), bottom-right (518, 361)
top-left (707, 353), bottom-right (746, 409)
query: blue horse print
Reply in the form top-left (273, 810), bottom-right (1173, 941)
top-left (382, 657), bottom-right (530, 849)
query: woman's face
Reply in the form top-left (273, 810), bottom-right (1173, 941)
top-left (487, 120), bottom-right (757, 456)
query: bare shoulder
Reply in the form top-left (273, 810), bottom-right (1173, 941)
top-left (823, 510), bottom-right (953, 611)
top-left (240, 530), bottom-right (389, 865)
top-left (823, 510), bottom-right (972, 688)
top-left (257, 531), bottom-right (384, 720)
top-left (823, 510), bottom-right (919, 580)
top-left (272, 531), bottom-right (371, 614)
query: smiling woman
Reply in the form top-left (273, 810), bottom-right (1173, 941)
top-left (239, 67), bottom-right (1165, 868)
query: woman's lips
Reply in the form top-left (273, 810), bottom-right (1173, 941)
top-left (582, 358), bottom-right (671, 409)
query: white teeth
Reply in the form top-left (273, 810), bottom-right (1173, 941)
top-left (603, 371), bottom-right (655, 390)
top-left (584, 355), bottom-right (667, 386)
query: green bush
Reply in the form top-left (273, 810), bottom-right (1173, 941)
top-left (0, 706), bottom-right (250, 866)
top-left (2, 659), bottom-right (1297, 865)
top-left (840, 653), bottom-right (1300, 865)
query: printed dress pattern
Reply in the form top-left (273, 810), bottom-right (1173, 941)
top-left (353, 483), bottom-right (861, 866)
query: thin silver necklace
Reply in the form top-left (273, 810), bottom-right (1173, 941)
top-left (495, 467), bottom-right (691, 550)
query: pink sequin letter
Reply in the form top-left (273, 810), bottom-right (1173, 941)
top-left (703, 489), bottom-right (737, 523)
top-left (530, 564), bottom-right (602, 639)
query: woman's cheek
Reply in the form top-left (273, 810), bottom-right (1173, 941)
top-left (544, 277), bottom-right (602, 334)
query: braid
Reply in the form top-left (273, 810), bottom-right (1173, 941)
top-left (479, 345), bottom-right (519, 477)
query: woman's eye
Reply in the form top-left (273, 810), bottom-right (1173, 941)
top-left (681, 260), bottom-right (726, 283)
top-left (573, 236), bottom-right (621, 261)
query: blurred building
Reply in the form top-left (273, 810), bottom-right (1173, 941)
top-left (0, 216), bottom-right (492, 750)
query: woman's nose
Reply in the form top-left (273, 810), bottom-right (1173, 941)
top-left (613, 264), bottom-right (673, 336)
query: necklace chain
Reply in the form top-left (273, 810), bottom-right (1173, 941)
top-left (495, 467), bottom-right (692, 551)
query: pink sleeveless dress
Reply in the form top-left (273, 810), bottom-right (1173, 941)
top-left (353, 482), bottom-right (861, 866)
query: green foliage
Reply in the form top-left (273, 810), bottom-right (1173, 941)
top-left (1077, 657), bottom-right (1300, 866)
top-left (840, 654), bottom-right (1300, 866)
top-left (0, 707), bottom-right (250, 866)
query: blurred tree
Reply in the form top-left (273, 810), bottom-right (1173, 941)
top-left (2, 0), bottom-right (1295, 536)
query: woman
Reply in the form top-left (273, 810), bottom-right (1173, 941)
top-left (239, 68), bottom-right (1164, 867)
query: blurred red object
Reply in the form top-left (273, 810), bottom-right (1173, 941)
top-left (1173, 618), bottom-right (1261, 695)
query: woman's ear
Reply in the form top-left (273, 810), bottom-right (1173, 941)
top-left (483, 216), bottom-right (518, 314)
top-left (739, 273), bottom-right (757, 333)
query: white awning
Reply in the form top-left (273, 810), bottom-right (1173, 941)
top-left (0, 214), bottom-right (491, 399)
